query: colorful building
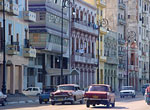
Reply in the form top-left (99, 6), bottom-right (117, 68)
top-left (0, 0), bottom-right (36, 94)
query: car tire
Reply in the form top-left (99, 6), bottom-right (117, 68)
top-left (71, 97), bottom-right (76, 105)
top-left (39, 100), bottom-right (42, 104)
top-left (62, 102), bottom-right (65, 105)
top-left (106, 101), bottom-right (110, 108)
top-left (93, 104), bottom-right (95, 107)
top-left (2, 100), bottom-right (6, 106)
top-left (132, 95), bottom-right (135, 98)
top-left (80, 99), bottom-right (83, 104)
top-left (51, 101), bottom-right (55, 105)
top-left (86, 101), bottom-right (90, 108)
top-left (112, 100), bottom-right (115, 107)
top-left (45, 101), bottom-right (48, 104)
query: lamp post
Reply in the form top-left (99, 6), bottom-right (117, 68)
top-left (2, 0), bottom-right (6, 94)
top-left (126, 31), bottom-right (136, 86)
top-left (97, 18), bottom-right (108, 84)
top-left (61, 0), bottom-right (74, 84)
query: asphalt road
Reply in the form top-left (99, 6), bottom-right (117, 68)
top-left (0, 95), bottom-right (150, 110)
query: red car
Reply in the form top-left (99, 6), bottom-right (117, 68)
top-left (84, 84), bottom-right (115, 108)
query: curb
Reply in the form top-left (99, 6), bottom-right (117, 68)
top-left (7, 99), bottom-right (39, 105)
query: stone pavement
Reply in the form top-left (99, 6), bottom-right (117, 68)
top-left (6, 94), bottom-right (39, 105)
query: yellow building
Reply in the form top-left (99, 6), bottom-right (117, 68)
top-left (84, 0), bottom-right (107, 84)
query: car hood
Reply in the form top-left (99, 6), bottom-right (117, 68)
top-left (52, 90), bottom-right (74, 95)
top-left (120, 90), bottom-right (135, 93)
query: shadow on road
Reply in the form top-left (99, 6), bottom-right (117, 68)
top-left (91, 106), bottom-right (128, 109)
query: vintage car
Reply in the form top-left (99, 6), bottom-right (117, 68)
top-left (50, 84), bottom-right (84, 105)
top-left (0, 91), bottom-right (7, 106)
top-left (120, 86), bottom-right (136, 98)
top-left (39, 86), bottom-right (56, 104)
top-left (84, 84), bottom-right (115, 108)
top-left (145, 86), bottom-right (150, 105)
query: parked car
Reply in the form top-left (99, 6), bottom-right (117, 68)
top-left (50, 84), bottom-right (85, 105)
top-left (23, 87), bottom-right (42, 96)
top-left (84, 84), bottom-right (115, 108)
top-left (142, 83), bottom-right (150, 96)
top-left (145, 86), bottom-right (150, 105)
top-left (0, 91), bottom-right (7, 106)
top-left (120, 86), bottom-right (136, 98)
top-left (39, 86), bottom-right (56, 104)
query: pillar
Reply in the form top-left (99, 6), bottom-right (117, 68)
top-left (19, 65), bottom-right (24, 93)
top-left (10, 65), bottom-right (15, 94)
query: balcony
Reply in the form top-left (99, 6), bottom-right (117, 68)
top-left (106, 57), bottom-right (119, 65)
top-left (23, 48), bottom-right (36, 58)
top-left (46, 42), bottom-right (68, 54)
top-left (97, 0), bottom-right (106, 8)
top-left (118, 18), bottom-right (126, 25)
top-left (72, 19), bottom-right (98, 36)
top-left (118, 39), bottom-right (126, 45)
top-left (9, 2), bottom-right (19, 16)
top-left (0, 0), bottom-right (10, 12)
top-left (72, 54), bottom-right (97, 64)
top-left (100, 56), bottom-right (107, 62)
top-left (7, 44), bottom-right (19, 55)
top-left (23, 11), bottom-right (36, 22)
top-left (118, 3), bottom-right (126, 10)
top-left (128, 65), bottom-right (134, 71)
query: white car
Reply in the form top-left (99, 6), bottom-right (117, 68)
top-left (0, 91), bottom-right (7, 106)
top-left (23, 87), bottom-right (42, 96)
top-left (120, 86), bottom-right (136, 98)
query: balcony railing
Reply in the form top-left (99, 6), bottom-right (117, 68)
top-left (9, 2), bottom-right (19, 16)
top-left (0, 0), bottom-right (10, 12)
top-left (118, 3), bottom-right (126, 10)
top-left (106, 57), bottom-right (119, 64)
top-left (23, 11), bottom-right (36, 22)
top-left (118, 18), bottom-right (126, 25)
top-left (7, 44), bottom-right (19, 55)
top-left (46, 42), bottom-right (68, 54)
top-left (72, 19), bottom-right (98, 35)
top-left (23, 47), bottom-right (36, 58)
top-left (118, 39), bottom-right (126, 45)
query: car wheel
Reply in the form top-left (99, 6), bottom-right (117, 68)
top-left (86, 101), bottom-right (90, 108)
top-left (45, 101), bottom-right (48, 104)
top-left (51, 101), bottom-right (55, 105)
top-left (62, 102), bottom-right (65, 105)
top-left (132, 95), bottom-right (135, 98)
top-left (106, 101), bottom-right (110, 108)
top-left (39, 100), bottom-right (42, 104)
top-left (80, 99), bottom-right (83, 104)
top-left (71, 97), bottom-right (75, 105)
top-left (2, 100), bottom-right (6, 106)
top-left (93, 104), bottom-right (95, 107)
top-left (112, 100), bottom-right (115, 107)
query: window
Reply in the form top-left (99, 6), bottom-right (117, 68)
top-left (128, 15), bottom-right (130, 19)
top-left (54, 0), bottom-right (57, 4)
top-left (55, 56), bottom-right (60, 68)
top-left (72, 37), bottom-right (74, 54)
top-left (39, 12), bottom-right (45, 20)
top-left (9, 24), bottom-right (12, 35)
top-left (33, 88), bottom-right (38, 91)
top-left (51, 55), bottom-right (53, 68)
top-left (16, 33), bottom-right (19, 42)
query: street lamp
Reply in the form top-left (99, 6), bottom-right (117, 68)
top-left (61, 0), bottom-right (74, 84)
top-left (126, 31), bottom-right (136, 86)
top-left (1, 0), bottom-right (6, 94)
top-left (97, 18), bottom-right (108, 84)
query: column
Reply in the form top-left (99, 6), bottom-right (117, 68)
top-left (19, 65), bottom-right (24, 93)
top-left (0, 64), bottom-right (3, 90)
top-left (10, 65), bottom-right (15, 94)
top-left (74, 36), bottom-right (76, 51)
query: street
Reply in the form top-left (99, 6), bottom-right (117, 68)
top-left (0, 95), bottom-right (150, 110)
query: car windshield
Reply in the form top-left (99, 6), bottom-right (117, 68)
top-left (58, 86), bottom-right (75, 90)
top-left (89, 85), bottom-right (109, 92)
top-left (122, 86), bottom-right (134, 90)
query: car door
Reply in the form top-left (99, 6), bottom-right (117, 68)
top-left (33, 88), bottom-right (39, 95)
top-left (74, 87), bottom-right (79, 100)
top-left (77, 87), bottom-right (83, 99)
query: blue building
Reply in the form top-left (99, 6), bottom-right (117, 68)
top-left (0, 0), bottom-right (36, 94)
top-left (28, 0), bottom-right (70, 88)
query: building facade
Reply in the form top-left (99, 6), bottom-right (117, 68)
top-left (105, 0), bottom-right (126, 90)
top-left (104, 31), bottom-right (118, 91)
top-left (124, 0), bottom-right (150, 91)
top-left (0, 0), bottom-right (36, 94)
top-left (71, 0), bottom-right (98, 89)
top-left (28, 0), bottom-right (70, 88)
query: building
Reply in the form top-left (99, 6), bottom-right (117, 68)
top-left (104, 31), bottom-right (118, 91)
top-left (0, 0), bottom-right (36, 94)
top-left (124, 0), bottom-right (150, 90)
top-left (105, 0), bottom-right (126, 90)
top-left (28, 0), bottom-right (70, 88)
top-left (71, 0), bottom-right (98, 89)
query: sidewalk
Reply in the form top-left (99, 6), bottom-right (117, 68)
top-left (7, 94), bottom-right (39, 105)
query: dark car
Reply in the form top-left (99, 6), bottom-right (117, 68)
top-left (39, 86), bottom-right (56, 104)
top-left (142, 83), bottom-right (150, 96)
top-left (0, 91), bottom-right (7, 106)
